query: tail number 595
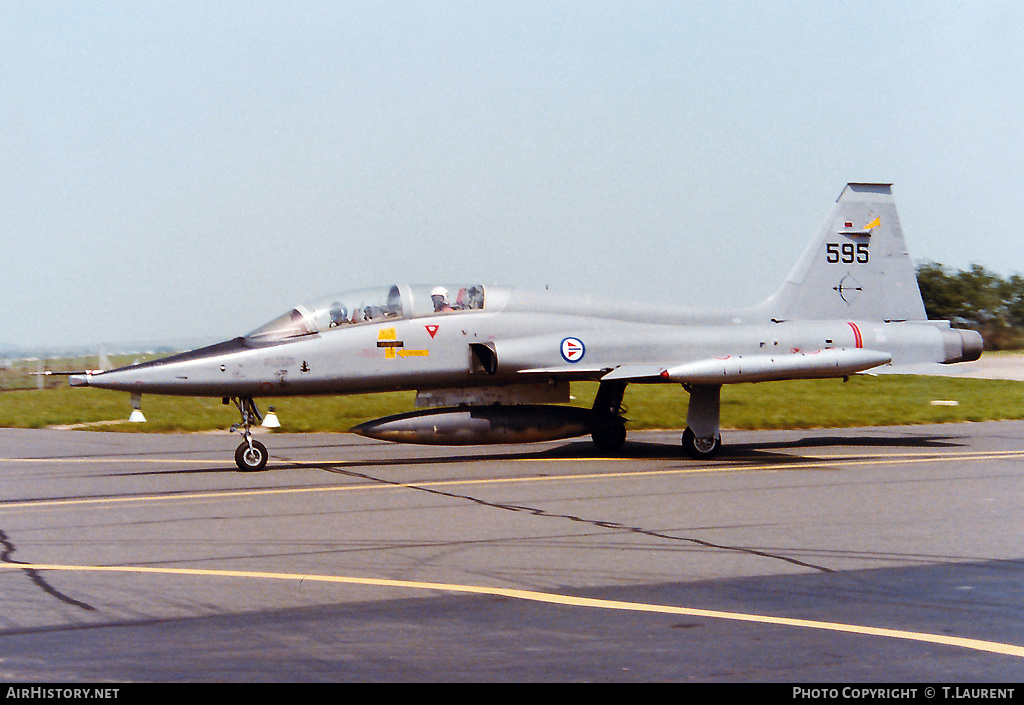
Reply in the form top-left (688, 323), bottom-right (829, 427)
top-left (826, 242), bottom-right (869, 264)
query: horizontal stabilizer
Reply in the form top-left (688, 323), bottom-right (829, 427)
top-left (868, 358), bottom-right (1015, 381)
top-left (660, 348), bottom-right (892, 385)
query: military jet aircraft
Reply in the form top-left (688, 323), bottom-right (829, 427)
top-left (71, 183), bottom-right (982, 470)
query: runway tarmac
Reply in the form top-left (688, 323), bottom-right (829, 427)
top-left (1, 423), bottom-right (1024, 682)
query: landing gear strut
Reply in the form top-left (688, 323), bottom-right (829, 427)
top-left (590, 381), bottom-right (628, 452)
top-left (230, 397), bottom-right (268, 471)
top-left (681, 383), bottom-right (722, 460)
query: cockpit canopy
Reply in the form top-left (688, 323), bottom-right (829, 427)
top-left (246, 284), bottom-right (487, 343)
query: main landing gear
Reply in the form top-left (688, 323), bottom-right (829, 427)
top-left (588, 380), bottom-right (724, 459)
top-left (229, 397), bottom-right (269, 471)
top-left (681, 383), bottom-right (722, 460)
top-left (681, 426), bottom-right (721, 460)
top-left (590, 381), bottom-right (628, 452)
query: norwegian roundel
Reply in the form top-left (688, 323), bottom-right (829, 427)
top-left (560, 337), bottom-right (586, 363)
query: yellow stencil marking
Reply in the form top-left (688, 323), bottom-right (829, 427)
top-left (376, 326), bottom-right (428, 359)
top-left (377, 327), bottom-right (401, 359)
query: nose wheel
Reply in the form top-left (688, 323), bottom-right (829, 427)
top-left (230, 397), bottom-right (270, 471)
top-left (235, 438), bottom-right (268, 471)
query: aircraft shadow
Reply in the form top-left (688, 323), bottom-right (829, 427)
top-left (725, 433), bottom-right (968, 456)
top-left (274, 431), bottom-right (971, 472)
top-left (119, 431), bottom-right (971, 476)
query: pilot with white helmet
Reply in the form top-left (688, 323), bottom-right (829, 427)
top-left (431, 287), bottom-right (454, 312)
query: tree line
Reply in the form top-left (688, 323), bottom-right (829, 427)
top-left (917, 262), bottom-right (1024, 350)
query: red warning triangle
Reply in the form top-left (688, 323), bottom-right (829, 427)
top-left (425, 324), bottom-right (439, 338)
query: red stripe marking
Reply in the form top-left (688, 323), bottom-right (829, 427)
top-left (848, 321), bottom-right (863, 348)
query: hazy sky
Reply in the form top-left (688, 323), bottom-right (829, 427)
top-left (3, 1), bottom-right (1023, 351)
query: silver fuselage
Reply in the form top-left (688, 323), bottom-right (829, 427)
top-left (72, 286), bottom-right (979, 398)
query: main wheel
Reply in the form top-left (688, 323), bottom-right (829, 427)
top-left (681, 427), bottom-right (721, 460)
top-left (591, 417), bottom-right (627, 452)
top-left (235, 439), bottom-right (269, 471)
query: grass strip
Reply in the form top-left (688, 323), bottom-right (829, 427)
top-left (2, 376), bottom-right (1022, 433)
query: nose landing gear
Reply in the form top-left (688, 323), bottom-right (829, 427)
top-left (230, 397), bottom-right (269, 471)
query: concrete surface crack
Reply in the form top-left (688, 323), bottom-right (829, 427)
top-left (0, 529), bottom-right (96, 611)
top-left (327, 468), bottom-right (834, 574)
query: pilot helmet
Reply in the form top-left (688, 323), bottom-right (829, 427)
top-left (431, 287), bottom-right (448, 299)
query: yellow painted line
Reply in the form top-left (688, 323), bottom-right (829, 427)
top-left (4, 449), bottom-right (1024, 511)
top-left (791, 448), bottom-right (1024, 458)
top-left (2, 561), bottom-right (1022, 659)
top-left (0, 457), bottom-right (224, 463)
top-left (795, 448), bottom-right (1024, 461)
top-left (0, 485), bottom-right (386, 509)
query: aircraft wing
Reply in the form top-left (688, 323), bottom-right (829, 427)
top-left (516, 365), bottom-right (613, 380)
top-left (597, 365), bottom-right (671, 382)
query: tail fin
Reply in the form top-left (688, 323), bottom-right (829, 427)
top-left (759, 183), bottom-right (927, 322)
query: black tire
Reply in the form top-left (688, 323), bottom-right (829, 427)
top-left (235, 439), bottom-right (269, 471)
top-left (591, 417), bottom-right (627, 452)
top-left (681, 427), bottom-right (721, 460)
